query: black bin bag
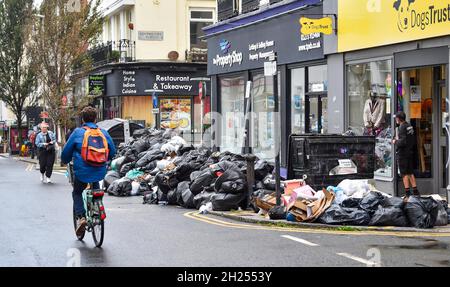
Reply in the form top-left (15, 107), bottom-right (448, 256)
top-left (369, 206), bottom-right (408, 227)
top-left (214, 168), bottom-right (247, 194)
top-left (404, 196), bottom-right (439, 229)
top-left (177, 181), bottom-right (195, 209)
top-left (104, 170), bottom-right (121, 189)
top-left (317, 204), bottom-right (371, 226)
top-left (211, 193), bottom-right (246, 211)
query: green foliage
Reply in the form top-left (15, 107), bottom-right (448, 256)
top-left (32, 0), bottom-right (104, 132)
top-left (0, 0), bottom-right (38, 142)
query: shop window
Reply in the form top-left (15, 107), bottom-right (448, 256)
top-left (189, 10), bottom-right (214, 50)
top-left (347, 60), bottom-right (393, 179)
top-left (219, 75), bottom-right (245, 154)
top-left (105, 97), bottom-right (120, 120)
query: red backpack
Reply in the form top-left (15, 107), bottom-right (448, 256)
top-left (81, 127), bottom-right (109, 167)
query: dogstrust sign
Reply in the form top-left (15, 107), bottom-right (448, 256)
top-left (338, 0), bottom-right (450, 52)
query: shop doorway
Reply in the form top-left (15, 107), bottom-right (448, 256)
top-left (290, 64), bottom-right (328, 135)
top-left (305, 94), bottom-right (327, 134)
top-left (396, 65), bottom-right (447, 196)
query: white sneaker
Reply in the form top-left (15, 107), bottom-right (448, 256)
top-left (46, 177), bottom-right (52, 184)
top-left (40, 174), bottom-right (45, 182)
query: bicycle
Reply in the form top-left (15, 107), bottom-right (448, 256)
top-left (67, 162), bottom-right (107, 247)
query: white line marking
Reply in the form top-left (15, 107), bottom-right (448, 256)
top-left (337, 252), bottom-right (379, 266)
top-left (281, 235), bottom-right (319, 246)
top-left (53, 172), bottom-right (66, 176)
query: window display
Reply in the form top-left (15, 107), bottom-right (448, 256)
top-left (347, 60), bottom-right (393, 178)
top-left (160, 98), bottom-right (192, 131)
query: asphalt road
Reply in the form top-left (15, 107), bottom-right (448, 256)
top-left (1, 156), bottom-right (450, 267)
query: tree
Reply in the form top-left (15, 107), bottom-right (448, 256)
top-left (0, 0), bottom-right (38, 144)
top-left (32, 0), bottom-right (103, 142)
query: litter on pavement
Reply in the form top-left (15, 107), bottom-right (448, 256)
top-left (104, 127), bottom-right (449, 229)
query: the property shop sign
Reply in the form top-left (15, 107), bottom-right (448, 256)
top-left (207, 5), bottom-right (324, 75)
top-left (106, 69), bottom-right (209, 96)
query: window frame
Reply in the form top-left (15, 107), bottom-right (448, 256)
top-left (188, 7), bottom-right (215, 50)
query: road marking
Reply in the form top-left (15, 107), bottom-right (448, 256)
top-left (281, 235), bottom-right (319, 246)
top-left (336, 252), bottom-right (380, 267)
top-left (25, 163), bottom-right (35, 171)
top-left (183, 211), bottom-right (450, 238)
top-left (53, 171), bottom-right (66, 176)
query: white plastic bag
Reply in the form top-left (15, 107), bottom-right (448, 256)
top-left (131, 181), bottom-right (140, 196)
top-left (337, 179), bottom-right (370, 197)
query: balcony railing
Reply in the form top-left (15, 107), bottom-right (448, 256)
top-left (88, 39), bottom-right (136, 67)
top-left (186, 48), bottom-right (208, 63)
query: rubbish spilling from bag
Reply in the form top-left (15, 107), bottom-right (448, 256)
top-left (254, 178), bottom-right (448, 228)
top-left (105, 128), bottom-right (448, 229)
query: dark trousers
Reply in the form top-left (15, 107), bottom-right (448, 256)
top-left (30, 146), bottom-right (36, 159)
top-left (39, 149), bottom-right (55, 178)
top-left (73, 177), bottom-right (99, 217)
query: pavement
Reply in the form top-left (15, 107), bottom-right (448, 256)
top-left (1, 155), bottom-right (450, 267)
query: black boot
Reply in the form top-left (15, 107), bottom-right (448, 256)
top-left (412, 187), bottom-right (420, 196)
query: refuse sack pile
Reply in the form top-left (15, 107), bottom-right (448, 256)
top-left (255, 178), bottom-right (449, 228)
top-left (105, 128), bottom-right (276, 212)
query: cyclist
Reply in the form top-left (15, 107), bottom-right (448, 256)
top-left (62, 107), bottom-right (116, 237)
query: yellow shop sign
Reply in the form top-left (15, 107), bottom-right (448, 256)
top-left (300, 17), bottom-right (334, 35)
top-left (338, 0), bottom-right (450, 52)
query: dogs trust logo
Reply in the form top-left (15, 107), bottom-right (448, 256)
top-left (393, 0), bottom-right (450, 33)
top-left (393, 0), bottom-right (415, 32)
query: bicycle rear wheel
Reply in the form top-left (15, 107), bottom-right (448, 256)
top-left (92, 218), bottom-right (104, 247)
top-left (73, 209), bottom-right (85, 241)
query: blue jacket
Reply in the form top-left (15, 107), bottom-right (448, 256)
top-left (35, 131), bottom-right (56, 148)
top-left (62, 122), bottom-right (116, 183)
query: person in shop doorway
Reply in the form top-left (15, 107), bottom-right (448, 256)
top-left (35, 122), bottom-right (56, 183)
top-left (392, 111), bottom-right (419, 201)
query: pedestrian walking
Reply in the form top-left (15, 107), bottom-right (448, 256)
top-left (392, 111), bottom-right (419, 201)
top-left (35, 122), bottom-right (56, 183)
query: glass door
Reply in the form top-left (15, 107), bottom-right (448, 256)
top-left (396, 65), bottom-right (447, 196)
top-left (305, 94), bottom-right (327, 134)
top-left (437, 66), bottom-right (447, 195)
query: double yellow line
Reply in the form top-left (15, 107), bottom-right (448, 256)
top-left (25, 163), bottom-right (35, 171)
top-left (184, 211), bottom-right (450, 238)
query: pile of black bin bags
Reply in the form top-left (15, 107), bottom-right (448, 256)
top-left (103, 128), bottom-right (275, 212)
top-left (317, 191), bottom-right (449, 228)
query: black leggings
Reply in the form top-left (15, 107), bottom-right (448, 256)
top-left (39, 149), bottom-right (55, 178)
